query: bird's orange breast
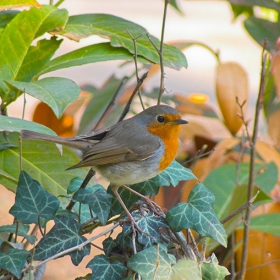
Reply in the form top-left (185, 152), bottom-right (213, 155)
top-left (147, 118), bottom-right (181, 172)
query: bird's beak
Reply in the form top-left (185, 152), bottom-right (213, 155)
top-left (173, 119), bottom-right (188, 125)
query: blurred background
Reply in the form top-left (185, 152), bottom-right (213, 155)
top-left (8, 0), bottom-right (262, 122)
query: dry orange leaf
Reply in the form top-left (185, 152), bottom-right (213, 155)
top-left (216, 62), bottom-right (248, 135)
top-left (33, 102), bottom-right (75, 137)
top-left (268, 109), bottom-right (280, 149)
top-left (272, 51), bottom-right (280, 100)
top-left (235, 202), bottom-right (280, 280)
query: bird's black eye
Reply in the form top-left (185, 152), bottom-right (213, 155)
top-left (157, 115), bottom-right (165, 123)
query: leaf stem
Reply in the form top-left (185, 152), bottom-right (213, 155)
top-left (118, 72), bottom-right (148, 123)
top-left (28, 222), bottom-right (120, 272)
top-left (238, 41), bottom-right (268, 280)
top-left (125, 28), bottom-right (145, 110)
top-left (157, 0), bottom-right (169, 104)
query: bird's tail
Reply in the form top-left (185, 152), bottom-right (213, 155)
top-left (21, 130), bottom-right (89, 151)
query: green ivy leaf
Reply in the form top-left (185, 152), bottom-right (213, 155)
top-left (166, 183), bottom-right (227, 247)
top-left (53, 14), bottom-right (187, 70)
top-left (102, 237), bottom-right (118, 256)
top-left (67, 177), bottom-right (84, 194)
top-left (128, 245), bottom-right (201, 280)
top-left (6, 77), bottom-right (80, 118)
top-left (73, 185), bottom-right (113, 225)
top-left (33, 216), bottom-right (90, 265)
top-left (132, 160), bottom-right (197, 195)
top-left (0, 223), bottom-right (37, 244)
top-left (201, 254), bottom-right (230, 280)
top-left (9, 171), bottom-right (60, 224)
top-left (0, 248), bottom-right (30, 278)
top-left (122, 212), bottom-right (169, 249)
top-left (87, 254), bottom-right (126, 280)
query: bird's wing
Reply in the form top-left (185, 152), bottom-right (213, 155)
top-left (68, 123), bottom-right (160, 169)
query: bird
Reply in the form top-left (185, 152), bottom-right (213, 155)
top-left (21, 104), bottom-right (188, 227)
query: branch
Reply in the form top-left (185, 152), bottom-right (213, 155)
top-left (125, 28), bottom-right (145, 110)
top-left (238, 41), bottom-right (268, 280)
top-left (118, 71), bottom-right (148, 123)
top-left (93, 76), bottom-right (128, 130)
top-left (29, 222), bottom-right (120, 272)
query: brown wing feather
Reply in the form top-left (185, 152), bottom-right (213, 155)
top-left (67, 120), bottom-right (160, 169)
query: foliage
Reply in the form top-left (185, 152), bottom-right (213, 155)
top-left (0, 0), bottom-right (280, 280)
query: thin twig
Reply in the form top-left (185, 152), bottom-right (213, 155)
top-left (125, 28), bottom-right (145, 110)
top-left (230, 232), bottom-right (236, 280)
top-left (221, 192), bottom-right (258, 224)
top-left (118, 72), bottom-right (148, 123)
top-left (238, 41), bottom-right (268, 280)
top-left (22, 89), bottom-right (27, 120)
top-left (37, 216), bottom-right (44, 237)
top-left (184, 146), bottom-right (215, 166)
top-left (187, 229), bottom-right (201, 261)
top-left (93, 77), bottom-right (128, 130)
top-left (28, 222), bottom-right (120, 272)
top-left (152, 244), bottom-right (160, 280)
top-left (172, 231), bottom-right (196, 261)
top-left (66, 168), bottom-right (95, 210)
top-left (236, 97), bottom-right (251, 143)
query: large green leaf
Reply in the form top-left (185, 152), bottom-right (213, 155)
top-left (0, 0), bottom-right (40, 10)
top-left (9, 171), bottom-right (60, 224)
top-left (127, 245), bottom-right (201, 280)
top-left (87, 255), bottom-right (126, 280)
top-left (53, 14), bottom-right (187, 70)
top-left (244, 17), bottom-right (280, 52)
top-left (237, 213), bottom-right (280, 235)
top-left (203, 162), bottom-right (277, 220)
top-left (17, 37), bottom-right (63, 82)
top-left (0, 115), bottom-right (57, 135)
top-left (166, 183), bottom-right (227, 247)
top-left (39, 42), bottom-right (150, 75)
top-left (227, 0), bottom-right (280, 12)
top-left (0, 248), bottom-right (30, 278)
top-left (33, 216), bottom-right (91, 265)
top-left (0, 11), bottom-right (20, 28)
top-left (0, 133), bottom-right (89, 195)
top-left (0, 5), bottom-right (68, 100)
top-left (6, 77), bottom-right (80, 118)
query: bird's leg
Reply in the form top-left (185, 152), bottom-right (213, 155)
top-left (111, 185), bottom-right (143, 233)
top-left (120, 185), bottom-right (163, 216)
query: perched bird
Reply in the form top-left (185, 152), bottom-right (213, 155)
top-left (21, 104), bottom-right (188, 225)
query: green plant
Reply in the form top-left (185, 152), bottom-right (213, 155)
top-left (0, 1), bottom-right (231, 279)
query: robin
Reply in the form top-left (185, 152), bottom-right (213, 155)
top-left (21, 104), bottom-right (188, 225)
